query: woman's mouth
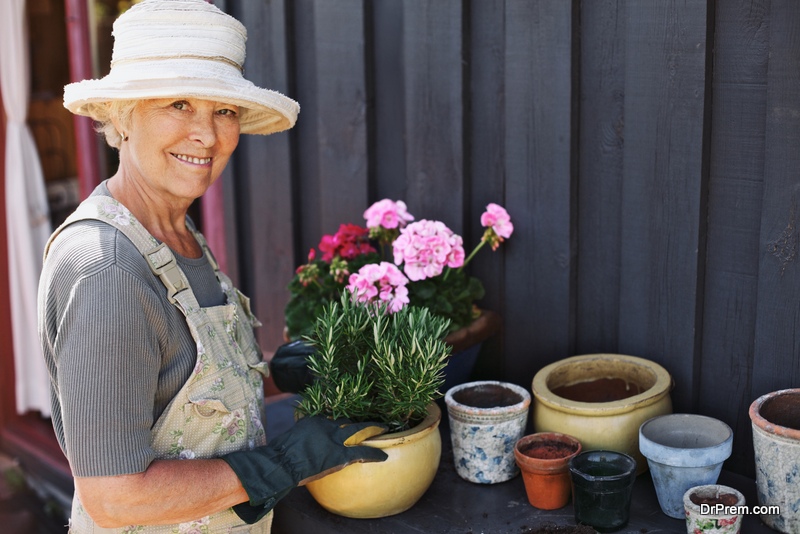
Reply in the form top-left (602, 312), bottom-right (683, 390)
top-left (172, 153), bottom-right (212, 165)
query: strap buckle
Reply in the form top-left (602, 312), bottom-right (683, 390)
top-left (146, 243), bottom-right (188, 304)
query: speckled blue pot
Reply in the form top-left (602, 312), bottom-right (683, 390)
top-left (445, 380), bottom-right (531, 484)
top-left (749, 389), bottom-right (800, 534)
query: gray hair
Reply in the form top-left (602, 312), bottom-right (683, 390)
top-left (92, 100), bottom-right (138, 149)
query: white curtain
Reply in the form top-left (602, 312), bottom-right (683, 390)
top-left (0, 0), bottom-right (53, 416)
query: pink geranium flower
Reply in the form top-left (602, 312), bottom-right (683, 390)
top-left (347, 262), bottom-right (410, 313)
top-left (364, 199), bottom-right (414, 229)
top-left (480, 203), bottom-right (514, 251)
top-left (481, 203), bottom-right (514, 238)
top-left (393, 220), bottom-right (465, 281)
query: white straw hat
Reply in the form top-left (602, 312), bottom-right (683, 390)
top-left (63, 0), bottom-right (299, 135)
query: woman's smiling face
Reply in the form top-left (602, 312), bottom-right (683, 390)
top-left (121, 97), bottom-right (240, 204)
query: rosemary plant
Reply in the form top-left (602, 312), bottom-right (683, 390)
top-left (296, 293), bottom-right (452, 432)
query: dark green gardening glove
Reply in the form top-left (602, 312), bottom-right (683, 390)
top-left (221, 415), bottom-right (388, 523)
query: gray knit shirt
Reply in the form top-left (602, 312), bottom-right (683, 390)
top-left (38, 182), bottom-right (226, 477)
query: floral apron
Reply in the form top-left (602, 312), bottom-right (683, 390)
top-left (46, 196), bottom-right (272, 533)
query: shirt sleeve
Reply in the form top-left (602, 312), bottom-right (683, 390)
top-left (41, 219), bottom-right (212, 477)
top-left (56, 262), bottom-right (164, 477)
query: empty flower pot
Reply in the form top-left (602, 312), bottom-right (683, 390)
top-left (569, 450), bottom-right (638, 533)
top-left (514, 432), bottom-right (582, 510)
top-left (639, 413), bottom-right (733, 519)
top-left (532, 353), bottom-right (673, 474)
top-left (445, 380), bottom-right (531, 484)
top-left (749, 388), bottom-right (800, 533)
top-left (683, 484), bottom-right (745, 534)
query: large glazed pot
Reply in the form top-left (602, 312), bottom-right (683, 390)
top-left (532, 353), bottom-right (673, 473)
top-left (749, 388), bottom-right (800, 533)
top-left (305, 402), bottom-right (441, 518)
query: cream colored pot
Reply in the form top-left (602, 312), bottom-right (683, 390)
top-left (532, 353), bottom-right (672, 474)
top-left (305, 402), bottom-right (442, 518)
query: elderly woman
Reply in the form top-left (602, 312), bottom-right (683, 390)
top-left (37, 1), bottom-right (386, 532)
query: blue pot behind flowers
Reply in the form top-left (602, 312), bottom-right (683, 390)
top-left (441, 343), bottom-right (482, 394)
top-left (639, 413), bottom-right (733, 519)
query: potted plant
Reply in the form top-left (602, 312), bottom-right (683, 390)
top-left (283, 200), bottom-right (512, 390)
top-left (294, 293), bottom-right (452, 518)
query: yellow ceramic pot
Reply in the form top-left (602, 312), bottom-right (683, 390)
top-left (531, 354), bottom-right (672, 474)
top-left (305, 402), bottom-right (442, 518)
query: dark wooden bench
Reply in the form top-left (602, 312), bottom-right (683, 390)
top-left (266, 396), bottom-right (774, 534)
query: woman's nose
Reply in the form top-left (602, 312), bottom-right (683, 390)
top-left (189, 112), bottom-right (217, 146)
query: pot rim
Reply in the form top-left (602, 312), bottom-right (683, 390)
top-left (514, 432), bottom-right (582, 471)
top-left (444, 380), bottom-right (531, 415)
top-left (363, 402), bottom-right (441, 449)
top-left (683, 484), bottom-right (746, 515)
top-left (639, 413), bottom-right (733, 465)
top-left (568, 449), bottom-right (637, 483)
top-left (749, 388), bottom-right (800, 441)
top-left (532, 354), bottom-right (673, 416)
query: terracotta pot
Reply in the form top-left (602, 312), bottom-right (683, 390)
top-left (305, 402), bottom-right (441, 518)
top-left (514, 432), bottom-right (581, 510)
top-left (532, 353), bottom-right (673, 474)
top-left (683, 484), bottom-right (745, 534)
top-left (749, 388), bottom-right (800, 533)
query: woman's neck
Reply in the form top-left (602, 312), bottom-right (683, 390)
top-left (107, 172), bottom-right (202, 259)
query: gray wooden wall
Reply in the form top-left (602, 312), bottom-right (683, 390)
top-left (215, 0), bottom-right (800, 477)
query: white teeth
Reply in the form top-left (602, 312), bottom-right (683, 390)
top-left (174, 154), bottom-right (211, 165)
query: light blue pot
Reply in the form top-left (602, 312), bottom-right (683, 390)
top-left (639, 413), bottom-right (733, 519)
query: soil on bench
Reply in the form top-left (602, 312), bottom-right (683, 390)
top-left (520, 525), bottom-right (598, 534)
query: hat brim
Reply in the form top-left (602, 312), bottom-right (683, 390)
top-left (64, 60), bottom-right (299, 136)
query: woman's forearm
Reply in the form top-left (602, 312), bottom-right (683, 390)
top-left (75, 458), bottom-right (250, 528)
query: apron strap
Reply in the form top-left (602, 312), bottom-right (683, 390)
top-left (46, 195), bottom-right (200, 314)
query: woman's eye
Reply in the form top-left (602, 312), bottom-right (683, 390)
top-left (218, 108), bottom-right (238, 117)
top-left (172, 100), bottom-right (189, 110)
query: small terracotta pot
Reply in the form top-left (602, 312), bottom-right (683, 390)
top-left (514, 432), bottom-right (582, 510)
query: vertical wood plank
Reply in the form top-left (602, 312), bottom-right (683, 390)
top-left (294, 0), bottom-right (369, 253)
top-left (700, 0), bottom-right (768, 475)
top-left (752, 0), bottom-right (800, 396)
top-left (228, 0), bottom-right (296, 351)
top-left (399, 0), bottom-right (464, 228)
top-left (503, 0), bottom-right (576, 385)
top-left (468, 0), bottom-right (506, 378)
top-left (372, 0), bottom-right (407, 202)
top-left (576, 0), bottom-right (626, 353)
top-left (617, 0), bottom-right (710, 412)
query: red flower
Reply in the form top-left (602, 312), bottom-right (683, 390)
top-left (318, 223), bottom-right (375, 261)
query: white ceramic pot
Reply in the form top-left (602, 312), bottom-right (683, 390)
top-left (683, 484), bottom-right (745, 534)
top-left (445, 380), bottom-right (531, 484)
top-left (749, 388), bottom-right (800, 533)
